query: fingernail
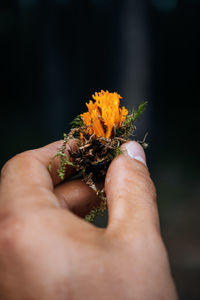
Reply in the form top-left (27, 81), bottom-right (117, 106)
top-left (122, 141), bottom-right (147, 166)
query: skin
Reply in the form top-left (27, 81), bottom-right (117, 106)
top-left (0, 140), bottom-right (178, 300)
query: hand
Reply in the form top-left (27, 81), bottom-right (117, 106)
top-left (0, 140), bottom-right (178, 300)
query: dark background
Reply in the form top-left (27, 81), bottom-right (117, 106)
top-left (1, 0), bottom-right (200, 299)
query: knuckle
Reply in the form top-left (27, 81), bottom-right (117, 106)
top-left (1, 151), bottom-right (32, 179)
top-left (1, 159), bottom-right (13, 178)
top-left (0, 211), bottom-right (27, 253)
top-left (0, 209), bottom-right (43, 256)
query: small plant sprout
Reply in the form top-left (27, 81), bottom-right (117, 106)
top-left (49, 90), bottom-right (147, 222)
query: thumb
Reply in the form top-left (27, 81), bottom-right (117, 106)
top-left (105, 141), bottom-right (160, 234)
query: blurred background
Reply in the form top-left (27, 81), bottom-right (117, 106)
top-left (1, 0), bottom-right (200, 298)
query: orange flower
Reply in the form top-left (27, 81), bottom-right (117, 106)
top-left (80, 90), bottom-right (128, 139)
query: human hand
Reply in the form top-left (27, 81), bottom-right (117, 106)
top-left (0, 140), bottom-right (178, 300)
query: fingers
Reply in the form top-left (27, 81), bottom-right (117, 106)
top-left (0, 140), bottom-right (77, 210)
top-left (105, 141), bottom-right (160, 235)
top-left (0, 138), bottom-right (159, 233)
top-left (54, 179), bottom-right (101, 217)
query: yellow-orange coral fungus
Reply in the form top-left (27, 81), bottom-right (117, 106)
top-left (80, 90), bottom-right (128, 138)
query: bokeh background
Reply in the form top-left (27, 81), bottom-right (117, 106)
top-left (1, 0), bottom-right (200, 298)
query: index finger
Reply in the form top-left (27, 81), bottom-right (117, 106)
top-left (0, 140), bottom-right (77, 210)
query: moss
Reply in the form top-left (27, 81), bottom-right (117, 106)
top-left (49, 92), bottom-right (147, 222)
